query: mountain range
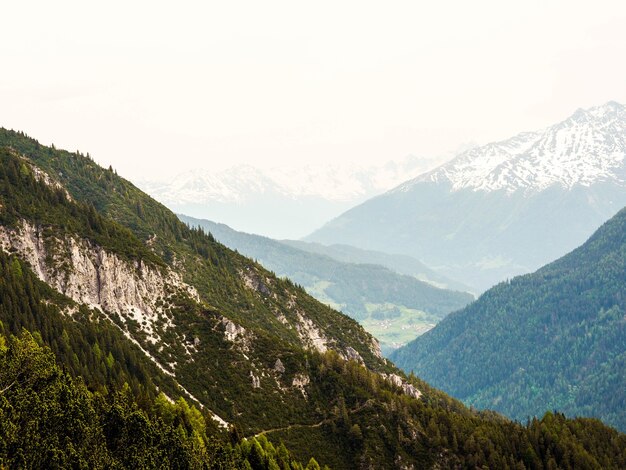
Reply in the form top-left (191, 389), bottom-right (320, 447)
top-left (137, 155), bottom-right (443, 239)
top-left (306, 101), bottom-right (626, 291)
top-left (391, 206), bottom-right (626, 431)
top-left (280, 239), bottom-right (472, 292)
top-left (179, 215), bottom-right (473, 355)
top-left (2, 127), bottom-right (625, 468)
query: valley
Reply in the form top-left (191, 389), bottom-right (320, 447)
top-left (179, 214), bottom-right (472, 355)
top-left (4, 3), bottom-right (626, 467)
top-left (1, 127), bottom-right (624, 468)
top-left (392, 206), bottom-right (626, 431)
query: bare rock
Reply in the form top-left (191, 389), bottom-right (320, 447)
top-left (382, 373), bottom-right (422, 400)
top-left (240, 267), bottom-right (271, 296)
top-left (344, 346), bottom-right (364, 364)
top-left (274, 358), bottom-right (285, 373)
top-left (292, 373), bottom-right (310, 397)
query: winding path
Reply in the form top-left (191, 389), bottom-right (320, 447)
top-left (251, 400), bottom-right (372, 438)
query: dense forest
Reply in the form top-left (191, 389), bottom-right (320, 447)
top-left (2, 324), bottom-right (626, 469)
top-left (0, 329), bottom-right (320, 469)
top-left (1, 247), bottom-right (626, 468)
top-left (0, 128), bottom-right (625, 468)
top-left (392, 207), bottom-right (626, 431)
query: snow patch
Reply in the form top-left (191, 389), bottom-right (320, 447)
top-left (398, 101), bottom-right (626, 194)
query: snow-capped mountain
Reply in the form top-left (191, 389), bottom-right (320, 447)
top-left (307, 102), bottom-right (626, 292)
top-left (141, 155), bottom-right (440, 204)
top-left (139, 165), bottom-right (276, 205)
top-left (401, 101), bottom-right (626, 193)
top-left (136, 155), bottom-right (442, 238)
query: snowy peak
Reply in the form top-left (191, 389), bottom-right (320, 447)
top-left (144, 165), bottom-right (276, 205)
top-left (403, 101), bottom-right (626, 193)
top-left (138, 155), bottom-right (443, 206)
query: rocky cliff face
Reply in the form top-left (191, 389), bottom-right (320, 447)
top-left (0, 218), bottom-right (388, 400)
top-left (0, 218), bottom-right (235, 427)
top-left (0, 219), bottom-right (197, 346)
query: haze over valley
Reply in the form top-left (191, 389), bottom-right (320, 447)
top-left (138, 154), bottom-right (446, 239)
top-left (2, 1), bottom-right (626, 468)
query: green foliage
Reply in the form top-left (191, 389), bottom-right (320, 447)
top-left (235, 435), bottom-right (308, 470)
top-left (392, 207), bottom-right (626, 431)
top-left (0, 130), bottom-right (383, 371)
top-left (0, 148), bottom-right (163, 267)
top-left (1, 129), bottom-right (625, 468)
top-left (263, 351), bottom-right (626, 469)
top-left (0, 248), bottom-right (177, 401)
top-left (0, 330), bottom-right (312, 469)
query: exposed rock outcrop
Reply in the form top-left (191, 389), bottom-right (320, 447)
top-left (294, 311), bottom-right (328, 353)
top-left (0, 219), bottom-right (231, 429)
top-left (240, 267), bottom-right (271, 296)
top-left (370, 337), bottom-right (383, 359)
top-left (250, 371), bottom-right (261, 389)
top-left (220, 317), bottom-right (252, 353)
top-left (382, 373), bottom-right (422, 400)
top-left (343, 346), bottom-right (364, 364)
top-left (274, 358), bottom-right (285, 373)
top-left (0, 220), bottom-right (197, 345)
top-left (292, 373), bottom-right (310, 397)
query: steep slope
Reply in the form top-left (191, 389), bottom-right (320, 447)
top-left (0, 133), bottom-right (381, 361)
top-left (179, 215), bottom-right (473, 355)
top-left (1, 129), bottom-right (625, 468)
top-left (391, 206), bottom-right (626, 431)
top-left (0, 218), bottom-right (624, 470)
top-left (0, 329), bottom-right (312, 468)
top-left (307, 102), bottom-right (626, 291)
top-left (0, 138), bottom-right (387, 427)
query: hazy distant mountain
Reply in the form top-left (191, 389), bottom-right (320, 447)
top-left (307, 101), bottom-right (626, 291)
top-left (391, 206), bottom-right (626, 431)
top-left (137, 155), bottom-right (443, 239)
top-left (281, 240), bottom-right (472, 293)
top-left (180, 215), bottom-right (473, 355)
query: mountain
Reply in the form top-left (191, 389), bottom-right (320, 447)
top-left (179, 215), bottom-right (473, 355)
top-left (1, 128), bottom-right (625, 468)
top-left (137, 155), bottom-right (442, 239)
top-left (281, 239), bottom-right (472, 293)
top-left (306, 101), bottom-right (626, 291)
top-left (391, 206), bottom-right (626, 431)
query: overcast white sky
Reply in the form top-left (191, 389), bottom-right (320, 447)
top-left (2, 1), bottom-right (626, 180)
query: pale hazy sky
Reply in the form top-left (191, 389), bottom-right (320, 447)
top-left (2, 1), bottom-right (626, 180)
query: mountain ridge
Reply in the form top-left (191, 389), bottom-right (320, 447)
top-left (306, 101), bottom-right (626, 291)
top-left (403, 101), bottom-right (626, 193)
top-left (136, 155), bottom-right (444, 238)
top-left (391, 205), bottom-right (626, 431)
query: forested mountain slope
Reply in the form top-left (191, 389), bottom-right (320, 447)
top-left (179, 215), bottom-right (473, 355)
top-left (0, 328), bottom-right (319, 469)
top-left (0, 127), bottom-right (625, 468)
top-left (391, 206), bottom-right (626, 431)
